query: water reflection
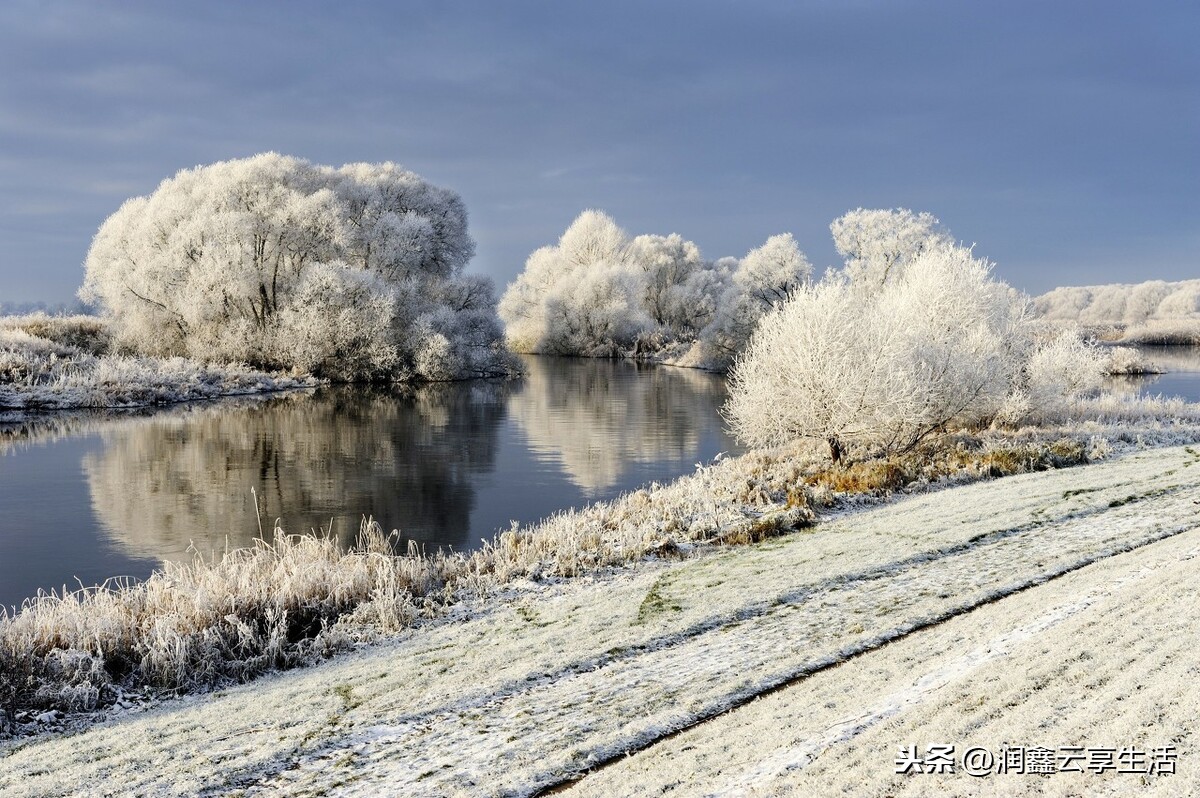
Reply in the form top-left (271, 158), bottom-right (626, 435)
top-left (1104, 344), bottom-right (1200, 403)
top-left (510, 355), bottom-right (731, 494)
top-left (0, 357), bottom-right (744, 606)
top-left (83, 383), bottom-right (508, 562)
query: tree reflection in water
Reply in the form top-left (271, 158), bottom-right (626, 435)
top-left (1, 357), bottom-right (744, 606)
top-left (84, 382), bottom-right (509, 562)
top-left (509, 355), bottom-right (732, 495)
top-left (81, 358), bottom-right (736, 565)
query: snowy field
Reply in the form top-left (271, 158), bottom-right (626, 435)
top-left (1, 443), bottom-right (1197, 796)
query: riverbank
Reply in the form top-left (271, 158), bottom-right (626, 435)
top-left (1, 442), bottom-right (1198, 796)
top-left (0, 314), bottom-right (318, 413)
top-left (0, 425), bottom-right (1131, 725)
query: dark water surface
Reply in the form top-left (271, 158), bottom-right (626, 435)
top-left (0, 356), bottom-right (741, 609)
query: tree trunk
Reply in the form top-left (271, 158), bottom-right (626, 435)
top-left (828, 436), bottom-right (844, 464)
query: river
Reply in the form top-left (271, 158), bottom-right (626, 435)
top-left (0, 356), bottom-right (740, 609)
top-left (1, 346), bottom-right (1198, 610)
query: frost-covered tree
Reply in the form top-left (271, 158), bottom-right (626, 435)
top-left (725, 242), bottom-right (1032, 461)
top-left (629, 233), bottom-right (716, 334)
top-left (499, 211), bottom-right (722, 356)
top-left (543, 265), bottom-right (650, 357)
top-left (498, 211), bottom-right (815, 368)
top-left (80, 153), bottom-right (511, 381)
top-left (732, 233), bottom-right (812, 307)
top-left (830, 208), bottom-right (952, 289)
top-left (688, 236), bottom-right (814, 371)
top-left (1034, 279), bottom-right (1200, 325)
top-left (499, 211), bottom-right (644, 355)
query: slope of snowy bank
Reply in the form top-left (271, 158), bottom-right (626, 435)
top-left (2, 444), bottom-right (1198, 797)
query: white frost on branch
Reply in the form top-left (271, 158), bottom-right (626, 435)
top-left (724, 242), bottom-right (1084, 461)
top-left (830, 207), bottom-right (952, 290)
top-left (499, 211), bottom-right (811, 367)
top-left (79, 153), bottom-right (511, 382)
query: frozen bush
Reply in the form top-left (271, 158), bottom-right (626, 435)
top-left (1105, 345), bottom-right (1164, 375)
top-left (726, 243), bottom-right (1033, 461)
top-left (1021, 331), bottom-right (1107, 415)
top-left (80, 153), bottom-right (511, 381)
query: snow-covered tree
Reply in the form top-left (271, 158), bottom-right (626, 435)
top-left (499, 210), bottom-right (820, 370)
top-left (80, 153), bottom-right (511, 381)
top-left (628, 233), bottom-right (714, 334)
top-left (499, 211), bottom-right (644, 355)
top-left (830, 208), bottom-right (952, 289)
top-left (1034, 279), bottom-right (1200, 325)
top-left (732, 233), bottom-right (812, 308)
top-left (725, 242), bottom-right (1032, 461)
top-left (543, 265), bottom-right (650, 357)
top-left (499, 211), bottom-right (722, 356)
top-left (688, 236), bottom-right (814, 371)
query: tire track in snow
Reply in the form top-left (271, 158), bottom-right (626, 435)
top-left (539, 511), bottom-right (1200, 797)
top-left (715, 544), bottom-right (1200, 795)
top-left (247, 481), bottom-right (1200, 797)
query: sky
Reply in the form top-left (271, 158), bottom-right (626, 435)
top-left (0, 0), bottom-right (1196, 305)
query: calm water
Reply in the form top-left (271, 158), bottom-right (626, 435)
top-left (1103, 344), bottom-right (1200, 402)
top-left (0, 356), bottom-right (741, 609)
top-left (2, 347), bottom-right (1198, 610)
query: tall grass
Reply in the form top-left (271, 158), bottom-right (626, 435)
top-left (1119, 319), bottom-right (1200, 346)
top-left (0, 313), bottom-right (111, 355)
top-left (0, 524), bottom-right (446, 720)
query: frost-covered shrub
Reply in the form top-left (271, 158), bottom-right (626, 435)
top-left (1020, 331), bottom-right (1107, 415)
top-left (1105, 345), bottom-right (1164, 375)
top-left (500, 211), bottom-right (810, 366)
top-left (725, 243), bottom-right (1033, 461)
top-left (80, 153), bottom-right (511, 381)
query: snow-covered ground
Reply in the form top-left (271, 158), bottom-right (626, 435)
top-left (2, 443), bottom-right (1198, 797)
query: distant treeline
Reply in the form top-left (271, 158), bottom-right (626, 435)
top-left (1035, 280), bottom-right (1200, 325)
top-left (0, 300), bottom-right (94, 317)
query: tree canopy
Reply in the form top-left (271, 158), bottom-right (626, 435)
top-left (81, 153), bottom-right (510, 381)
top-left (498, 210), bottom-right (810, 365)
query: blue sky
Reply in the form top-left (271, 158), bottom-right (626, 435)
top-left (1, 0), bottom-right (1196, 304)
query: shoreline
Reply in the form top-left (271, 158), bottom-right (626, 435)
top-left (2, 442), bottom-right (1198, 795)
